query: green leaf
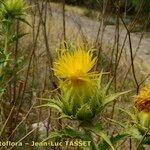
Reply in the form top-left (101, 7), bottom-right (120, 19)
top-left (101, 78), bottom-right (113, 95)
top-left (102, 91), bottom-right (130, 106)
top-left (36, 99), bottom-right (62, 112)
top-left (97, 71), bottom-right (103, 90)
top-left (0, 48), bottom-right (7, 64)
top-left (89, 97), bottom-right (102, 115)
top-left (110, 133), bottom-right (127, 144)
top-left (96, 131), bottom-right (115, 150)
top-left (9, 33), bottom-right (29, 43)
top-left (61, 88), bottom-right (73, 115)
top-left (76, 103), bottom-right (93, 121)
top-left (124, 127), bottom-right (143, 140)
top-left (43, 127), bottom-right (90, 142)
top-left (143, 136), bottom-right (150, 145)
top-left (0, 88), bottom-right (4, 98)
top-left (107, 118), bottom-right (125, 128)
top-left (99, 133), bottom-right (127, 149)
top-left (58, 114), bottom-right (73, 120)
top-left (62, 99), bottom-right (72, 116)
top-left (83, 123), bottom-right (115, 150)
top-left (16, 17), bottom-right (31, 26)
top-left (117, 107), bottom-right (137, 122)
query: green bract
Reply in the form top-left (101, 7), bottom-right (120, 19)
top-left (39, 73), bottom-right (127, 122)
top-left (0, 0), bottom-right (26, 20)
top-left (138, 111), bottom-right (150, 128)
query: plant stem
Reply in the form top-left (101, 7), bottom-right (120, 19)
top-left (136, 128), bottom-right (150, 150)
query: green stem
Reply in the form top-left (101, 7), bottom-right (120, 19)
top-left (4, 35), bottom-right (8, 53)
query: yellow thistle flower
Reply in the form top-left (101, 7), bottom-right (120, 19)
top-left (53, 49), bottom-right (99, 96)
top-left (135, 86), bottom-right (150, 112)
top-left (135, 86), bottom-right (150, 128)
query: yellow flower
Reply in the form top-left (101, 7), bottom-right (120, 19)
top-left (135, 86), bottom-right (150, 112)
top-left (53, 49), bottom-right (99, 96)
top-left (135, 86), bottom-right (150, 128)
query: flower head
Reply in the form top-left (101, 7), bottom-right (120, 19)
top-left (135, 86), bottom-right (150, 128)
top-left (135, 86), bottom-right (150, 112)
top-left (47, 46), bottom-right (126, 121)
top-left (54, 50), bottom-right (96, 79)
top-left (53, 49), bottom-right (99, 96)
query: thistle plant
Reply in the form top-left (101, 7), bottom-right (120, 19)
top-left (0, 0), bottom-right (27, 97)
top-left (0, 47), bottom-right (9, 96)
top-left (135, 86), bottom-right (150, 128)
top-left (113, 86), bottom-right (150, 149)
top-left (53, 49), bottom-right (100, 120)
top-left (0, 0), bottom-right (28, 139)
top-left (0, 0), bottom-right (27, 87)
top-left (39, 46), bottom-right (128, 150)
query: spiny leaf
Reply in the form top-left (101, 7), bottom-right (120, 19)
top-left (36, 103), bottom-right (62, 112)
top-left (76, 103), bottom-right (93, 121)
top-left (101, 78), bottom-right (113, 96)
top-left (58, 114), bottom-right (73, 120)
top-left (36, 99), bottom-right (62, 112)
top-left (61, 88), bottom-right (73, 115)
top-left (102, 91), bottom-right (130, 106)
top-left (97, 131), bottom-right (115, 150)
top-left (83, 123), bottom-right (115, 150)
top-left (61, 99), bottom-right (72, 116)
top-left (89, 97), bottom-right (102, 115)
top-left (117, 107), bottom-right (137, 122)
top-left (43, 128), bottom-right (90, 142)
top-left (99, 133), bottom-right (127, 150)
top-left (97, 71), bottom-right (103, 90)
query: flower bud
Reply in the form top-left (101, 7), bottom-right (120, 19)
top-left (138, 111), bottom-right (150, 128)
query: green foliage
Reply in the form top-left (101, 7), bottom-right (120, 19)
top-left (0, 0), bottom-right (26, 19)
top-left (0, 47), bottom-right (9, 85)
top-left (132, 0), bottom-right (150, 13)
top-left (43, 127), bottom-right (91, 142)
top-left (82, 123), bottom-right (115, 150)
top-left (0, 0), bottom-right (28, 35)
top-left (0, 0), bottom-right (28, 95)
top-left (99, 133), bottom-right (127, 150)
top-left (38, 73), bottom-right (129, 149)
top-left (76, 103), bottom-right (93, 121)
top-left (0, 1), bottom-right (29, 142)
top-left (112, 107), bottom-right (150, 148)
top-left (0, 47), bottom-right (9, 66)
top-left (39, 73), bottom-right (128, 122)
